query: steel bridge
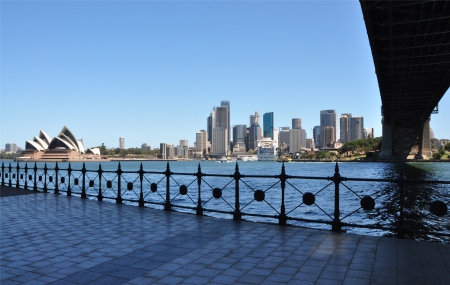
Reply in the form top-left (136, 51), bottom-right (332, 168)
top-left (360, 0), bottom-right (450, 159)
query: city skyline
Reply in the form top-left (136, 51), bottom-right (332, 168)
top-left (1, 1), bottom-right (449, 149)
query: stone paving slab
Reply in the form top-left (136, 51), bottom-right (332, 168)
top-left (1, 187), bottom-right (449, 285)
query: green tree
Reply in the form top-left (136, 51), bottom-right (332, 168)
top-left (444, 142), bottom-right (450, 152)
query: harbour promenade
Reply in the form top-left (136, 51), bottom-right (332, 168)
top-left (1, 185), bottom-right (449, 285)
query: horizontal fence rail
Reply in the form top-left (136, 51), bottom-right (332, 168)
top-left (2, 161), bottom-right (449, 241)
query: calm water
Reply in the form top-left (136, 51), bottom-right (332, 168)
top-left (3, 160), bottom-right (450, 241)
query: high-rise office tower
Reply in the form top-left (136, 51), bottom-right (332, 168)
top-left (323, 126), bottom-right (335, 147)
top-left (340, 113), bottom-right (352, 143)
top-left (320, 110), bottom-right (337, 148)
top-left (211, 106), bottom-right (229, 155)
top-left (292, 118), bottom-right (302, 129)
top-left (364, 128), bottom-right (373, 139)
top-left (119, 137), bottom-right (125, 149)
top-left (289, 128), bottom-right (307, 153)
top-left (263, 112), bottom-right (274, 139)
top-left (248, 124), bottom-right (261, 151)
top-left (313, 126), bottom-right (321, 149)
top-left (278, 127), bottom-right (290, 150)
top-left (350, 116), bottom-right (364, 141)
top-left (221, 101), bottom-right (231, 150)
top-left (196, 130), bottom-right (208, 155)
top-left (232, 125), bottom-right (247, 153)
top-left (207, 114), bottom-right (213, 142)
top-left (250, 111), bottom-right (260, 126)
top-left (160, 143), bottom-right (167, 159)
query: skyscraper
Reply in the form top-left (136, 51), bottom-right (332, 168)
top-left (211, 106), bottom-right (229, 155)
top-left (313, 126), bottom-right (321, 149)
top-left (263, 112), bottom-right (274, 139)
top-left (221, 101), bottom-right (231, 150)
top-left (289, 128), bottom-right (307, 153)
top-left (232, 125), bottom-right (247, 153)
top-left (320, 110), bottom-right (337, 148)
top-left (340, 113), bottom-right (352, 143)
top-left (196, 130), bottom-right (208, 155)
top-left (119, 137), bottom-right (125, 149)
top-left (323, 126), bottom-right (335, 147)
top-left (350, 116), bottom-right (364, 141)
top-left (292, 118), bottom-right (302, 129)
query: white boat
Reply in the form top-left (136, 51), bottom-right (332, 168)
top-left (237, 155), bottom-right (258, 162)
top-left (257, 138), bottom-right (277, 161)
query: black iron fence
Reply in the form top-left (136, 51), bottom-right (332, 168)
top-left (2, 161), bottom-right (449, 241)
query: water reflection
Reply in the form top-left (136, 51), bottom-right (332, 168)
top-left (374, 163), bottom-right (449, 242)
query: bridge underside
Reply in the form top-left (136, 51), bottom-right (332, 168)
top-left (360, 1), bottom-right (450, 159)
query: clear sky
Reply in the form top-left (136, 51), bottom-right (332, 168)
top-left (1, 1), bottom-right (449, 150)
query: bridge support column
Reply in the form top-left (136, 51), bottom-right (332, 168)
top-left (379, 118), bottom-right (393, 160)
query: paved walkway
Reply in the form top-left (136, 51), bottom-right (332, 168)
top-left (1, 186), bottom-right (449, 285)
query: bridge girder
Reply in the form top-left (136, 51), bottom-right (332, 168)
top-left (360, 0), bottom-right (450, 159)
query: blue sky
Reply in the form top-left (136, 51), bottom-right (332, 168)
top-left (1, 1), bottom-right (449, 150)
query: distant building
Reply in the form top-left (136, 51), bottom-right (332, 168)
top-left (196, 130), bottom-right (208, 155)
top-left (350, 116), bottom-right (364, 141)
top-left (340, 113), bottom-right (352, 143)
top-left (141, 143), bottom-right (151, 151)
top-left (233, 125), bottom-right (247, 154)
top-left (364, 128), bottom-right (374, 139)
top-left (292, 118), bottom-right (302, 129)
top-left (119, 137), bottom-right (125, 149)
top-left (323, 126), bottom-right (335, 147)
top-left (320, 110), bottom-right (337, 148)
top-left (221, 101), bottom-right (231, 150)
top-left (211, 105), bottom-right (229, 155)
top-left (5, 143), bottom-right (18, 153)
top-left (313, 126), bottom-right (321, 149)
top-left (278, 127), bottom-right (290, 152)
top-left (263, 112), bottom-right (274, 139)
top-left (248, 124), bottom-right (261, 151)
top-left (306, 138), bottom-right (314, 150)
top-left (289, 128), bottom-right (307, 153)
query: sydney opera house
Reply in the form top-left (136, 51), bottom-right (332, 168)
top-left (18, 126), bottom-right (102, 161)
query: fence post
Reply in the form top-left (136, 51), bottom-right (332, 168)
top-left (98, 164), bottom-right (103, 202)
top-left (196, 164), bottom-right (203, 216)
top-left (116, 163), bottom-right (123, 204)
top-left (279, 163), bottom-right (287, 225)
top-left (138, 163), bottom-right (145, 207)
top-left (24, 163), bottom-right (28, 190)
top-left (233, 163), bottom-right (242, 221)
top-left (67, 163), bottom-right (72, 197)
top-left (81, 162), bottom-right (87, 199)
top-left (33, 162), bottom-right (38, 192)
top-left (164, 162), bottom-right (172, 211)
top-left (43, 163), bottom-right (48, 193)
top-left (397, 166), bottom-right (406, 239)
top-left (8, 163), bottom-right (12, 187)
top-left (331, 162), bottom-right (343, 232)
top-left (16, 163), bottom-right (20, 188)
top-left (54, 162), bottom-right (59, 195)
top-left (1, 162), bottom-right (4, 186)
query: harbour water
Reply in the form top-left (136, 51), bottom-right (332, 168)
top-left (3, 160), bottom-right (450, 241)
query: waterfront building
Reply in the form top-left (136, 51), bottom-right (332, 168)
top-left (306, 138), bottom-right (314, 150)
top-left (160, 143), bottom-right (167, 159)
top-left (350, 116), bottom-right (364, 141)
top-left (249, 111), bottom-right (260, 126)
top-left (207, 114), bottom-right (213, 143)
top-left (221, 101), bottom-right (231, 150)
top-left (195, 130), bottom-right (208, 155)
top-left (248, 124), bottom-right (261, 151)
top-left (320, 110), bottom-right (337, 148)
top-left (364, 128), bottom-right (374, 139)
top-left (263, 112), bottom-right (274, 139)
top-left (119, 137), bottom-right (125, 149)
top-left (5, 143), bottom-right (18, 153)
top-left (19, 127), bottom-right (100, 161)
top-left (289, 128), bottom-right (307, 153)
top-left (323, 126), bottom-right (335, 147)
top-left (278, 127), bottom-right (290, 152)
top-left (233, 125), bottom-right (247, 153)
top-left (292, 118), bottom-right (302, 129)
top-left (211, 105), bottom-right (229, 155)
top-left (166, 144), bottom-right (175, 159)
top-left (313, 126), bottom-right (321, 149)
top-left (340, 113), bottom-right (352, 143)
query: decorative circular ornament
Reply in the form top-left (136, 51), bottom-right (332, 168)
top-left (150, 183), bottom-right (157, 192)
top-left (20, 174), bottom-right (23, 180)
top-left (107, 181), bottom-right (112, 188)
top-left (180, 185), bottom-right (188, 195)
top-left (254, 190), bottom-right (265, 202)
top-left (303, 192), bottom-right (315, 206)
top-left (28, 175), bottom-right (32, 181)
top-left (361, 196), bottom-right (375, 211)
top-left (430, 201), bottom-right (447, 217)
top-left (89, 180), bottom-right (94, 187)
top-left (213, 188), bottom-right (222, 199)
top-left (49, 176), bottom-right (53, 183)
top-left (74, 178), bottom-right (79, 185)
top-left (127, 182), bottom-right (133, 191)
top-left (60, 177), bottom-right (65, 184)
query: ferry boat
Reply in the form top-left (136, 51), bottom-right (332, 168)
top-left (257, 138), bottom-right (277, 161)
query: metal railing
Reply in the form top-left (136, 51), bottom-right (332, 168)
top-left (2, 161), bottom-right (449, 241)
